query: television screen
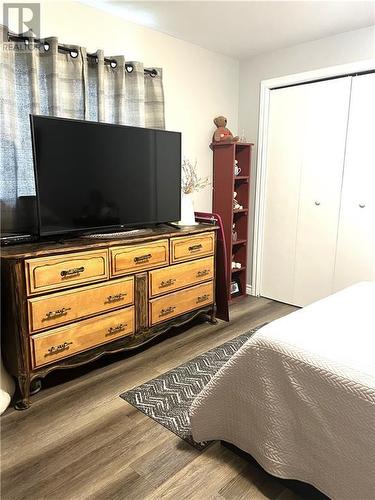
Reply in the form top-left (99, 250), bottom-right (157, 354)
top-left (30, 115), bottom-right (181, 236)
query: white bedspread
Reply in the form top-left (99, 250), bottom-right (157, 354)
top-left (190, 282), bottom-right (375, 500)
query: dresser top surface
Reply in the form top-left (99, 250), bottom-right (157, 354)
top-left (1, 224), bottom-right (218, 260)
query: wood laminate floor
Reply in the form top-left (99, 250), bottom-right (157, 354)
top-left (1, 296), bottom-right (317, 500)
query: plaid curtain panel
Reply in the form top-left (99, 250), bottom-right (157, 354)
top-left (0, 26), bottom-right (165, 232)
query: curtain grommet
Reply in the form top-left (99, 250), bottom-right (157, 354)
top-left (126, 64), bottom-right (134, 73)
top-left (70, 49), bottom-right (79, 59)
top-left (43, 41), bottom-right (50, 52)
top-left (110, 60), bottom-right (117, 68)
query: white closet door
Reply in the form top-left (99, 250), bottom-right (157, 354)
top-left (261, 85), bottom-right (305, 305)
top-left (261, 77), bottom-right (351, 306)
top-left (334, 73), bottom-right (375, 291)
top-left (293, 78), bottom-right (351, 305)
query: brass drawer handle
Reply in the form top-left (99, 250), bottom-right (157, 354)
top-left (105, 293), bottom-right (127, 304)
top-left (45, 341), bottom-right (73, 357)
top-left (106, 323), bottom-right (127, 336)
top-left (159, 278), bottom-right (176, 288)
top-left (159, 306), bottom-right (176, 317)
top-left (60, 266), bottom-right (85, 278)
top-left (43, 307), bottom-right (72, 321)
top-left (197, 269), bottom-right (210, 278)
top-left (188, 244), bottom-right (203, 253)
top-left (134, 253), bottom-right (152, 264)
top-left (196, 294), bottom-right (209, 304)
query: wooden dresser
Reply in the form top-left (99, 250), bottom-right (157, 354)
top-left (1, 224), bottom-right (218, 409)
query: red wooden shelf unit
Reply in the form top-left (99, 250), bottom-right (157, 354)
top-left (211, 141), bottom-right (254, 300)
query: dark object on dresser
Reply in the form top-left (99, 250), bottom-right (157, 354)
top-left (1, 224), bottom-right (220, 409)
top-left (0, 233), bottom-right (35, 246)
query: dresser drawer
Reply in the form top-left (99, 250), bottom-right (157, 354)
top-left (31, 307), bottom-right (135, 367)
top-left (150, 281), bottom-right (214, 325)
top-left (170, 232), bottom-right (215, 263)
top-left (110, 240), bottom-right (169, 276)
top-left (28, 277), bottom-right (134, 333)
top-left (25, 250), bottom-right (109, 295)
top-left (149, 256), bottom-right (214, 298)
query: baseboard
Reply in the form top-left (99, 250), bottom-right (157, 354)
top-left (246, 284), bottom-right (253, 295)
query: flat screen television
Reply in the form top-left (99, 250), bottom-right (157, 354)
top-left (30, 115), bottom-right (181, 237)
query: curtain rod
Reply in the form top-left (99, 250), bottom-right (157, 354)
top-left (7, 33), bottom-right (157, 76)
top-left (271, 69), bottom-right (375, 90)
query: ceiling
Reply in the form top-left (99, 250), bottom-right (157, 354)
top-left (85, 1), bottom-right (375, 59)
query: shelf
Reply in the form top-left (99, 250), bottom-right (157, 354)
top-left (232, 239), bottom-right (247, 246)
top-left (210, 142), bottom-right (254, 150)
top-left (235, 142), bottom-right (254, 148)
top-left (230, 292), bottom-right (248, 302)
top-left (210, 142), bottom-right (236, 150)
top-left (212, 139), bottom-right (253, 301)
top-left (231, 266), bottom-right (246, 274)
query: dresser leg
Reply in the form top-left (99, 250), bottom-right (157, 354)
top-left (14, 374), bottom-right (31, 410)
top-left (208, 306), bottom-right (218, 325)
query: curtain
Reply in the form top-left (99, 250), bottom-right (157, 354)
top-left (0, 26), bottom-right (165, 233)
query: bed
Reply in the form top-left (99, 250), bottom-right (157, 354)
top-left (190, 282), bottom-right (375, 500)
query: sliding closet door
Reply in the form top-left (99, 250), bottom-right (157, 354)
top-left (334, 73), bottom-right (375, 291)
top-left (260, 85), bottom-right (305, 305)
top-left (261, 77), bottom-right (351, 306)
top-left (293, 78), bottom-right (351, 305)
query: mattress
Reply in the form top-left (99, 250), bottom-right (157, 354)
top-left (190, 282), bottom-right (375, 500)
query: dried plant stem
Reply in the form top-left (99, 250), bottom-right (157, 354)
top-left (181, 158), bottom-right (210, 194)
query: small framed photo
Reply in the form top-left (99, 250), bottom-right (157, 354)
top-left (230, 281), bottom-right (240, 295)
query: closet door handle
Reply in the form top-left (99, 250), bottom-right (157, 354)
top-left (314, 201), bottom-right (321, 206)
top-left (359, 203), bottom-right (366, 208)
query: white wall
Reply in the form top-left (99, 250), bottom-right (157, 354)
top-left (238, 25), bottom-right (375, 287)
top-left (39, 1), bottom-right (239, 212)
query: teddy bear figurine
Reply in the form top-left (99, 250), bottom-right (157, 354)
top-left (212, 116), bottom-right (239, 143)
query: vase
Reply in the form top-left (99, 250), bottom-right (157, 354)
top-left (179, 192), bottom-right (198, 226)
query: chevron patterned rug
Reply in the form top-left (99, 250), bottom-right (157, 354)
top-left (120, 324), bottom-right (265, 450)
